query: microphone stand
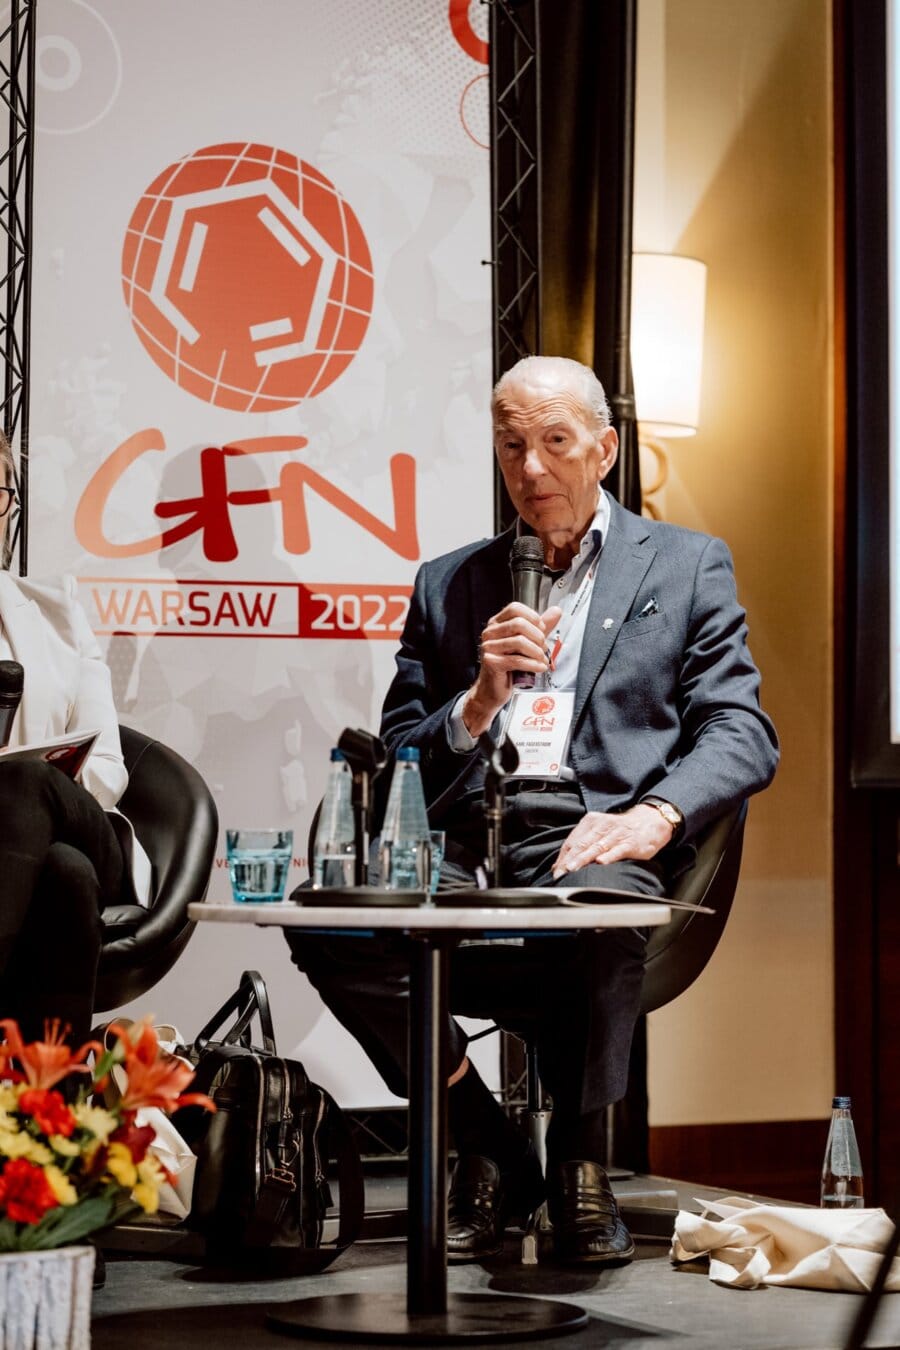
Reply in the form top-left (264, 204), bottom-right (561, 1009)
top-left (337, 728), bottom-right (387, 887)
top-left (478, 732), bottom-right (519, 888)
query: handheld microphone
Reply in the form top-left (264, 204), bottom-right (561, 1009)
top-left (509, 536), bottom-right (544, 689)
top-left (0, 660), bottom-right (23, 749)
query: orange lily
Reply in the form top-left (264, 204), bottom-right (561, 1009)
top-left (0, 1020), bottom-right (100, 1090)
top-left (106, 1020), bottom-right (214, 1114)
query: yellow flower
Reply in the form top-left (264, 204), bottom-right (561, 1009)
top-left (0, 1085), bottom-right (17, 1112)
top-left (132, 1182), bottom-right (159, 1215)
top-left (49, 1134), bottom-right (81, 1157)
top-left (72, 1103), bottom-right (117, 1144)
top-left (0, 1126), bottom-right (52, 1165)
top-left (105, 1141), bottom-right (137, 1189)
top-left (131, 1155), bottom-right (165, 1214)
top-left (44, 1165), bottom-right (78, 1206)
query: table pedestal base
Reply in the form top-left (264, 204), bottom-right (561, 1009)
top-left (266, 1291), bottom-right (588, 1344)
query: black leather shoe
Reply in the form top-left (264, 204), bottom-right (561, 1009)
top-left (549, 1160), bottom-right (635, 1265)
top-left (447, 1149), bottom-right (546, 1263)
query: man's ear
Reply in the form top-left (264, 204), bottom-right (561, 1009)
top-left (597, 426), bottom-right (619, 479)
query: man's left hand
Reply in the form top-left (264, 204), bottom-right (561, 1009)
top-left (551, 804), bottom-right (673, 878)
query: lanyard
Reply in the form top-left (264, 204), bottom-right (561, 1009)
top-left (544, 541), bottom-right (602, 683)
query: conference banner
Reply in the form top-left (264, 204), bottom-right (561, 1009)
top-left (27, 0), bottom-right (494, 1103)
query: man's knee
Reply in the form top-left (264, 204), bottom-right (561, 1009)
top-left (564, 857), bottom-right (667, 898)
top-left (285, 931), bottom-right (408, 994)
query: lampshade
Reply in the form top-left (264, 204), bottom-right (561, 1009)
top-left (630, 253), bottom-right (707, 437)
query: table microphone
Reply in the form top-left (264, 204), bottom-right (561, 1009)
top-left (510, 535), bottom-right (544, 689)
top-left (0, 660), bottom-right (23, 748)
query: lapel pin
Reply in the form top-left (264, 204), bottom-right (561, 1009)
top-left (602, 618), bottom-right (614, 630)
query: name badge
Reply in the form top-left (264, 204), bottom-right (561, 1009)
top-left (503, 690), bottom-right (575, 777)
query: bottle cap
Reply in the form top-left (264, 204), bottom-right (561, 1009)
top-left (832, 1095), bottom-right (851, 1109)
top-left (329, 748), bottom-right (345, 762)
top-left (397, 747), bottom-right (420, 762)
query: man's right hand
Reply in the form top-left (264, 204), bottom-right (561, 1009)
top-left (461, 602), bottom-right (563, 737)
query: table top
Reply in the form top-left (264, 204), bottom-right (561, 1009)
top-left (188, 892), bottom-right (671, 931)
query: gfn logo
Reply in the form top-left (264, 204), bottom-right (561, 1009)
top-left (523, 694), bottom-right (556, 730)
top-left (121, 143), bottom-right (374, 412)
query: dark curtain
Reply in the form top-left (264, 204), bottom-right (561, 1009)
top-left (538, 0), bottom-right (642, 516)
top-left (538, 0), bottom-right (647, 1168)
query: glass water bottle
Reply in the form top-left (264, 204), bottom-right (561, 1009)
top-left (820, 1096), bottom-right (864, 1208)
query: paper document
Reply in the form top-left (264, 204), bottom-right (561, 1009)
top-left (0, 729), bottom-right (100, 781)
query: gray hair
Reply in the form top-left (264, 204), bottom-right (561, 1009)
top-left (492, 355), bottom-right (612, 433)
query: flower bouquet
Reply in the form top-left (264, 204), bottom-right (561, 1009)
top-left (0, 1017), bottom-right (213, 1251)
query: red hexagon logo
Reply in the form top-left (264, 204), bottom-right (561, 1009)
top-left (531, 696), bottom-right (556, 716)
top-left (121, 143), bottom-right (374, 412)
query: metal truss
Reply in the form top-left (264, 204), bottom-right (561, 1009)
top-left (489, 0), bottom-right (541, 389)
top-left (488, 0), bottom-right (544, 1102)
top-left (0, 1), bottom-right (33, 574)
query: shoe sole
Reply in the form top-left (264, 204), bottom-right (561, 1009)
top-left (447, 1245), bottom-right (503, 1264)
top-left (554, 1243), bottom-right (635, 1266)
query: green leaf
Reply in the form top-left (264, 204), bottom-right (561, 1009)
top-left (0, 1217), bottom-right (20, 1252)
top-left (92, 1048), bottom-right (119, 1083)
top-left (18, 1196), bottom-right (117, 1250)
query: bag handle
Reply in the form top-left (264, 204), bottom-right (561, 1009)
top-left (192, 970), bottom-right (276, 1055)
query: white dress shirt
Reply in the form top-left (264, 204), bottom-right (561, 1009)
top-left (449, 489), bottom-right (610, 752)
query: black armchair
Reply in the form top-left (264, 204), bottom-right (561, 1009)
top-left (640, 800), bottom-right (746, 1016)
top-left (94, 726), bottom-right (218, 1013)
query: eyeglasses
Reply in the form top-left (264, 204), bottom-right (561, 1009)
top-left (0, 488), bottom-right (17, 518)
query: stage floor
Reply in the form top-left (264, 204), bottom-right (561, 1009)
top-left (91, 1175), bottom-right (900, 1349)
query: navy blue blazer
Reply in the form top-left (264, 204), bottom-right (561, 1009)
top-left (379, 495), bottom-right (779, 844)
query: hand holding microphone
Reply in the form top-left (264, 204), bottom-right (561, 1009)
top-left (460, 540), bottom-right (562, 739)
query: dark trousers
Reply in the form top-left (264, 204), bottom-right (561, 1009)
top-left (0, 760), bottom-right (129, 1045)
top-left (287, 788), bottom-right (668, 1154)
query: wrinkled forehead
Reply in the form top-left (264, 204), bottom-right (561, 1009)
top-left (492, 377), bottom-right (593, 435)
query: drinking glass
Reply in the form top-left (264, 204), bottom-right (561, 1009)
top-left (226, 828), bottom-right (293, 903)
top-left (429, 830), bottom-right (446, 896)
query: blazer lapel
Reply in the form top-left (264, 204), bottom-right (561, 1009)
top-left (0, 573), bottom-right (54, 745)
top-left (572, 499), bottom-right (656, 731)
top-left (467, 527), bottom-right (516, 642)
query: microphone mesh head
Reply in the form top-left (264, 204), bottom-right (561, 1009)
top-left (0, 660), bottom-right (23, 696)
top-left (510, 536), bottom-right (544, 570)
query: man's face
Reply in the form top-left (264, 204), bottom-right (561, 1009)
top-left (492, 372), bottom-right (618, 550)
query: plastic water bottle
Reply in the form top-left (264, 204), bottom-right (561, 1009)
top-left (821, 1096), bottom-right (865, 1208)
top-left (381, 746), bottom-right (431, 890)
top-left (312, 749), bottom-right (356, 888)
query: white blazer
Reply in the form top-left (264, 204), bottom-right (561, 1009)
top-left (0, 572), bottom-right (152, 905)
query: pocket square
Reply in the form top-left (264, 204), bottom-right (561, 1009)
top-left (635, 596), bottom-right (659, 619)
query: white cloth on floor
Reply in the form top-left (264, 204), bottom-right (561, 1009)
top-left (671, 1195), bottom-right (900, 1292)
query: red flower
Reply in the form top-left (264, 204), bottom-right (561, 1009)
top-left (109, 1121), bottom-right (156, 1165)
top-left (0, 1158), bottom-right (59, 1224)
top-left (17, 1089), bottom-right (77, 1138)
top-left (0, 1019), bottom-right (100, 1090)
top-left (106, 1020), bottom-right (214, 1115)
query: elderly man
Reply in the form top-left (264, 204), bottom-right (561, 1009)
top-left (289, 355), bottom-right (778, 1265)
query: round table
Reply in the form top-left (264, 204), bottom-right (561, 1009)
top-left (189, 891), bottom-right (671, 1344)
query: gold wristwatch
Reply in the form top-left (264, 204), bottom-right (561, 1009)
top-left (641, 796), bottom-right (684, 840)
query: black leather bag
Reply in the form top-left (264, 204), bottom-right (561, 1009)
top-left (175, 970), bottom-right (364, 1274)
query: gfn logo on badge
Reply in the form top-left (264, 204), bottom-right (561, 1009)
top-left (121, 142), bottom-right (374, 411)
top-left (523, 694), bottom-right (556, 730)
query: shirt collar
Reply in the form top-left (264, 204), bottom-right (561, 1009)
top-left (515, 487), bottom-right (609, 568)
